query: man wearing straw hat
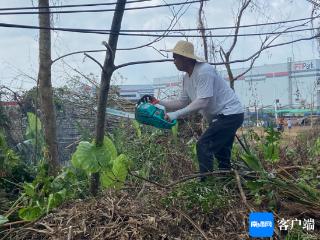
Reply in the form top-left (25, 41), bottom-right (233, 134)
top-left (138, 40), bottom-right (244, 181)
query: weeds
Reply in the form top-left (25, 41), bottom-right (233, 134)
top-left (163, 177), bottom-right (234, 213)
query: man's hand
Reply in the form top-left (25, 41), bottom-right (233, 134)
top-left (165, 112), bottom-right (179, 121)
top-left (137, 94), bottom-right (159, 105)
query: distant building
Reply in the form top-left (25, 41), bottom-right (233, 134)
top-left (116, 59), bottom-right (320, 110)
top-left (153, 76), bottom-right (182, 100)
top-left (229, 58), bottom-right (320, 109)
top-left (117, 84), bottom-right (154, 102)
top-left (152, 59), bottom-right (320, 109)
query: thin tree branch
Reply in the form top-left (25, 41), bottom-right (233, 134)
top-left (102, 41), bottom-right (114, 62)
top-left (227, 0), bottom-right (252, 56)
top-left (84, 52), bottom-right (104, 71)
top-left (213, 33), bottom-right (320, 66)
top-left (198, 0), bottom-right (208, 61)
top-left (52, 49), bottom-right (107, 64)
top-left (129, 170), bottom-right (232, 189)
top-left (172, 207), bottom-right (209, 240)
top-left (234, 170), bottom-right (254, 211)
top-left (114, 59), bottom-right (173, 70)
top-left (117, 0), bottom-right (192, 55)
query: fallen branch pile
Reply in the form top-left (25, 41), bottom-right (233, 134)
top-left (2, 188), bottom-right (249, 240)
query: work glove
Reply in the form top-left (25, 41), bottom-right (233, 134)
top-left (137, 94), bottom-right (159, 105)
top-left (166, 111), bottom-right (179, 121)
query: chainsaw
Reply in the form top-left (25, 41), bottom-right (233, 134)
top-left (106, 103), bottom-right (177, 129)
top-left (135, 103), bottom-right (177, 129)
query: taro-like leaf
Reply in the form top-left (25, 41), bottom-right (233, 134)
top-left (46, 189), bottom-right (67, 213)
top-left (97, 137), bottom-right (117, 170)
top-left (18, 206), bottom-right (44, 221)
top-left (100, 154), bottom-right (129, 189)
top-left (71, 141), bottom-right (100, 173)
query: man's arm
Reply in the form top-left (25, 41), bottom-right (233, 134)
top-left (158, 99), bottom-right (189, 112)
top-left (166, 97), bottom-right (210, 120)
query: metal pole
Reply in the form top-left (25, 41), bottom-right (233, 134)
top-left (287, 57), bottom-right (293, 107)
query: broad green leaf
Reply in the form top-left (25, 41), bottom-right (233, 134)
top-left (46, 189), bottom-right (67, 213)
top-left (241, 152), bottom-right (264, 172)
top-left (26, 112), bottom-right (42, 143)
top-left (23, 183), bottom-right (35, 197)
top-left (112, 154), bottom-right (129, 184)
top-left (0, 215), bottom-right (8, 225)
top-left (18, 206), bottom-right (44, 221)
top-left (71, 141), bottom-right (100, 173)
top-left (96, 136), bottom-right (117, 170)
top-left (100, 154), bottom-right (129, 189)
top-left (100, 170), bottom-right (115, 188)
top-left (103, 136), bottom-right (117, 159)
top-left (72, 137), bottom-right (118, 173)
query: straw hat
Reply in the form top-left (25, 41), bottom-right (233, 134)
top-left (166, 40), bottom-right (204, 61)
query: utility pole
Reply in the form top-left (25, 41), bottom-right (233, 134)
top-left (275, 99), bottom-right (279, 125)
top-left (287, 57), bottom-right (293, 108)
top-left (316, 76), bottom-right (320, 109)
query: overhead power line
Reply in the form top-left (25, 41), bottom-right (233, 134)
top-left (305, 0), bottom-right (320, 8)
top-left (0, 0), bottom-right (151, 11)
top-left (112, 16), bottom-right (320, 32)
top-left (0, 22), bottom-right (316, 37)
top-left (0, 0), bottom-right (207, 15)
top-left (0, 14), bottom-right (317, 33)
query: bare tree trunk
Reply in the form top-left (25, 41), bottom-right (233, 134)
top-left (226, 64), bottom-right (235, 90)
top-left (220, 0), bottom-right (252, 90)
top-left (197, 0), bottom-right (209, 135)
top-left (38, 0), bottom-right (60, 176)
top-left (90, 0), bottom-right (127, 196)
top-left (198, 0), bottom-right (208, 61)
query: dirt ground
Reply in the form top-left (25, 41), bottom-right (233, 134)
top-left (239, 125), bottom-right (314, 138)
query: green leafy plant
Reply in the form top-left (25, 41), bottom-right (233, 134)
top-left (17, 164), bottom-right (83, 221)
top-left (186, 137), bottom-right (198, 169)
top-left (25, 112), bottom-right (44, 147)
top-left (171, 122), bottom-right (178, 144)
top-left (16, 112), bottom-right (46, 164)
top-left (163, 178), bottom-right (233, 213)
top-left (284, 225), bottom-right (318, 240)
top-left (0, 130), bottom-right (20, 177)
top-left (309, 136), bottom-right (320, 157)
top-left (260, 127), bottom-right (281, 164)
top-left (132, 120), bottom-right (141, 138)
top-left (71, 136), bottom-right (130, 190)
top-left (237, 129), bottom-right (320, 210)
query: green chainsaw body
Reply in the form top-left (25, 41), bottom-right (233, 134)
top-left (135, 103), bottom-right (177, 129)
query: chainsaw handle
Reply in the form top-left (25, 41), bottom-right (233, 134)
top-left (137, 94), bottom-right (159, 105)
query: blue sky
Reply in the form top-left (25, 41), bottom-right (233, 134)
top-left (0, 0), bottom-right (318, 91)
